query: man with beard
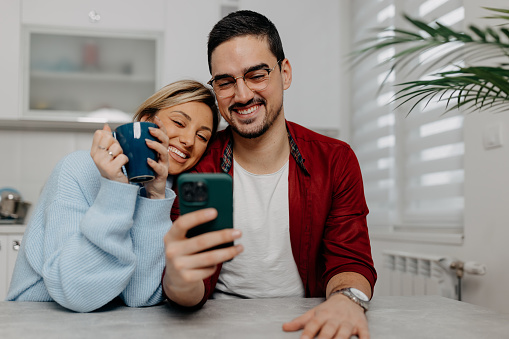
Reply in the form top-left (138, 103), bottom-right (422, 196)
top-left (162, 10), bottom-right (376, 339)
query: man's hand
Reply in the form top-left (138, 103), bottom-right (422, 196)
top-left (282, 294), bottom-right (369, 339)
top-left (163, 208), bottom-right (243, 307)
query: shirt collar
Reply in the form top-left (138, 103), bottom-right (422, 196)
top-left (220, 123), bottom-right (309, 175)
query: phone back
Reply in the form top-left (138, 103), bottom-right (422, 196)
top-left (177, 173), bottom-right (233, 247)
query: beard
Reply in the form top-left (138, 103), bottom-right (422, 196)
top-left (227, 97), bottom-right (284, 139)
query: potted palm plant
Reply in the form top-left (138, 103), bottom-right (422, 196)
top-left (355, 7), bottom-right (509, 114)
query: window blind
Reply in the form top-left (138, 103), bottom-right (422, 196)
top-left (351, 0), bottom-right (465, 231)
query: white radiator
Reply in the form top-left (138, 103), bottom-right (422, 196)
top-left (382, 250), bottom-right (486, 300)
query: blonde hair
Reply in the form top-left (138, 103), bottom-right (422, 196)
top-left (133, 80), bottom-right (220, 138)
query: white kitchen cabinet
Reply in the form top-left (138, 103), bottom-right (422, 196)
top-left (0, 0), bottom-right (22, 120)
top-left (18, 0), bottom-right (165, 121)
top-left (24, 28), bottom-right (161, 120)
top-left (21, 0), bottom-right (166, 32)
top-left (0, 229), bottom-right (24, 301)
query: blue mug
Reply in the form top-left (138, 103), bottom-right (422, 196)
top-left (114, 121), bottom-right (158, 183)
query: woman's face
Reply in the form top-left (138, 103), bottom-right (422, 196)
top-left (155, 101), bottom-right (214, 175)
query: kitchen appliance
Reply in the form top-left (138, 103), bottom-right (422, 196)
top-left (0, 188), bottom-right (31, 224)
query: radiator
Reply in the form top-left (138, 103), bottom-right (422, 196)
top-left (382, 250), bottom-right (486, 300)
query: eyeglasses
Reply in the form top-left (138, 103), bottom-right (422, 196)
top-left (208, 60), bottom-right (282, 98)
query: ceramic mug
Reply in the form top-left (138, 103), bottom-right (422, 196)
top-left (114, 121), bottom-right (158, 183)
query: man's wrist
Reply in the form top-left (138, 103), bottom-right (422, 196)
top-left (329, 288), bottom-right (370, 312)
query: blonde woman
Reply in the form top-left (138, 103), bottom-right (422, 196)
top-left (7, 80), bottom-right (219, 312)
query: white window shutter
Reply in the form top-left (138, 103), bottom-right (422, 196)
top-left (351, 0), bottom-right (465, 232)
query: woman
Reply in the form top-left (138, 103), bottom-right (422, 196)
top-left (6, 80), bottom-right (219, 312)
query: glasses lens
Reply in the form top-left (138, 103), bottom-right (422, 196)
top-left (245, 70), bottom-right (270, 92)
top-left (213, 77), bottom-right (236, 98)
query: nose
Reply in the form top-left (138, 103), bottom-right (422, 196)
top-left (234, 77), bottom-right (255, 103)
top-left (179, 129), bottom-right (195, 147)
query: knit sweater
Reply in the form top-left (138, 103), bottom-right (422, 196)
top-left (6, 150), bottom-right (175, 312)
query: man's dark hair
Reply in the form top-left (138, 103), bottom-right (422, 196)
top-left (207, 10), bottom-right (285, 73)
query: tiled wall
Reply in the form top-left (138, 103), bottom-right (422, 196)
top-left (0, 129), bottom-right (94, 221)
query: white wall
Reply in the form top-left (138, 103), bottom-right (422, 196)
top-left (163, 0), bottom-right (345, 133)
top-left (368, 0), bottom-right (509, 314)
top-left (0, 130), bottom-right (94, 211)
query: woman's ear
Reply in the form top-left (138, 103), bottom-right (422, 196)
top-left (139, 115), bottom-right (149, 122)
top-left (280, 59), bottom-right (292, 90)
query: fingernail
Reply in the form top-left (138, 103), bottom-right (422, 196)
top-left (145, 138), bottom-right (153, 142)
top-left (155, 116), bottom-right (161, 121)
top-left (232, 229), bottom-right (241, 238)
top-left (147, 158), bottom-right (155, 162)
top-left (235, 244), bottom-right (244, 253)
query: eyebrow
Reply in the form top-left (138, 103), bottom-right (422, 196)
top-left (213, 62), bottom-right (270, 80)
top-left (171, 110), bottom-right (212, 132)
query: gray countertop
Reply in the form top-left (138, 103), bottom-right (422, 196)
top-left (1, 296), bottom-right (508, 338)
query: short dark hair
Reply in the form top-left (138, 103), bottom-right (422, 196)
top-left (207, 10), bottom-right (285, 73)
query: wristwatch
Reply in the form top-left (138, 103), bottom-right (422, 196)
top-left (329, 288), bottom-right (370, 311)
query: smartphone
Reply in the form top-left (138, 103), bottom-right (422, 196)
top-left (177, 173), bottom-right (234, 250)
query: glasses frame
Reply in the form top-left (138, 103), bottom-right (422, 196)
top-left (208, 60), bottom-right (282, 98)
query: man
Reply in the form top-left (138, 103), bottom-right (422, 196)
top-left (163, 10), bottom-right (376, 339)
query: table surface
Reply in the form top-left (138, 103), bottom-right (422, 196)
top-left (1, 295), bottom-right (508, 339)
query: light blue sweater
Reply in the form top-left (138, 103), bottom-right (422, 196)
top-left (6, 150), bottom-right (175, 312)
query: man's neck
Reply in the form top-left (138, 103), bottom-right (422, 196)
top-left (232, 117), bottom-right (290, 175)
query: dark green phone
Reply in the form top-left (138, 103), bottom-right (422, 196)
top-left (177, 173), bottom-right (234, 250)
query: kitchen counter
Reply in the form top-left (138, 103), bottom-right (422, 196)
top-left (1, 295), bottom-right (508, 338)
top-left (0, 224), bottom-right (26, 234)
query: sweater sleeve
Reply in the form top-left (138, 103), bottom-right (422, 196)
top-left (7, 151), bottom-right (170, 312)
top-left (120, 187), bottom-right (175, 307)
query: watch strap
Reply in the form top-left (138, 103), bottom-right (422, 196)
top-left (329, 288), bottom-right (369, 312)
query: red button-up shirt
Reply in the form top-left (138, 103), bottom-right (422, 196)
top-left (169, 121), bottom-right (376, 307)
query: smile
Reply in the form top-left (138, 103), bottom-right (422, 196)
top-left (236, 105), bottom-right (260, 115)
top-left (168, 146), bottom-right (188, 159)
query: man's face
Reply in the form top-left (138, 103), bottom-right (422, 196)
top-left (210, 36), bottom-right (291, 139)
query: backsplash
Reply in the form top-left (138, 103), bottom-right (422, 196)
top-left (0, 128), bottom-right (94, 223)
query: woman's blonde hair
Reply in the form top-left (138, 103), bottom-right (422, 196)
top-left (133, 80), bottom-right (220, 138)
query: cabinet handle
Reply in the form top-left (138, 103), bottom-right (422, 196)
top-left (12, 240), bottom-right (21, 251)
top-left (88, 10), bottom-right (101, 23)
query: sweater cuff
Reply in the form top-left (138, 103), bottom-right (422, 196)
top-left (95, 177), bottom-right (140, 213)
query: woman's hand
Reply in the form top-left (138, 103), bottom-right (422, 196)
top-left (143, 116), bottom-right (170, 199)
top-left (91, 124), bottom-right (129, 184)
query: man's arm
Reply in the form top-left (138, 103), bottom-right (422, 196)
top-left (326, 272), bottom-right (371, 299)
top-left (282, 272), bottom-right (371, 339)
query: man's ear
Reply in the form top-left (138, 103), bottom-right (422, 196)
top-left (281, 59), bottom-right (292, 90)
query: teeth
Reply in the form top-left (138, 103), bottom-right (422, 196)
top-left (168, 146), bottom-right (187, 159)
top-left (237, 105), bottom-right (258, 115)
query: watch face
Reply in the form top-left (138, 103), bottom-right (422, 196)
top-left (350, 288), bottom-right (369, 301)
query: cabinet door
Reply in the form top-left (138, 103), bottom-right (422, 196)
top-left (22, 0), bottom-right (166, 32)
top-left (6, 234), bottom-right (23, 291)
top-left (25, 28), bottom-right (160, 119)
top-left (0, 0), bottom-right (22, 119)
top-left (0, 236), bottom-right (7, 300)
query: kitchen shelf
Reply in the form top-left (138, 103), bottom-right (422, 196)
top-left (0, 117), bottom-right (128, 132)
top-left (30, 70), bottom-right (155, 83)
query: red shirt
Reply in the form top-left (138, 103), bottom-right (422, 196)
top-left (169, 121), bottom-right (376, 307)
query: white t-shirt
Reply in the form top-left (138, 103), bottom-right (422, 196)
top-left (213, 159), bottom-right (305, 299)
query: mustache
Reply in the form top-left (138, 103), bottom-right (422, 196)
top-left (229, 98), bottom-right (265, 112)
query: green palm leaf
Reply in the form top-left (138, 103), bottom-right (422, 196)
top-left (353, 7), bottom-right (509, 113)
top-left (393, 67), bottom-right (509, 114)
